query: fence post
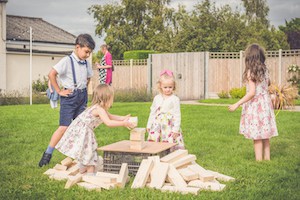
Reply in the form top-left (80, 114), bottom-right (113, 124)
top-left (278, 49), bottom-right (282, 85)
top-left (204, 52), bottom-right (209, 99)
top-left (130, 59), bottom-right (133, 88)
top-left (147, 55), bottom-right (152, 95)
top-left (239, 51), bottom-right (243, 87)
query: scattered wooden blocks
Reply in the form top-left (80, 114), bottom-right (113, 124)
top-left (167, 164), bottom-right (187, 188)
top-left (67, 164), bottom-right (80, 176)
top-left (206, 170), bottom-right (235, 182)
top-left (96, 172), bottom-right (119, 178)
top-left (178, 168), bottom-right (199, 181)
top-left (65, 173), bottom-right (83, 189)
top-left (77, 182), bottom-right (101, 191)
top-left (132, 159), bottom-right (154, 189)
top-left (53, 164), bottom-right (68, 171)
top-left (117, 163), bottom-right (129, 188)
top-left (49, 171), bottom-right (70, 181)
top-left (43, 168), bottom-right (56, 176)
top-left (171, 154), bottom-right (196, 168)
top-left (149, 162), bottom-right (169, 189)
top-left (188, 180), bottom-right (226, 191)
top-left (161, 149), bottom-right (188, 163)
top-left (161, 185), bottom-right (200, 195)
top-left (61, 157), bottom-right (73, 167)
top-left (82, 175), bottom-right (115, 190)
top-left (188, 164), bottom-right (214, 182)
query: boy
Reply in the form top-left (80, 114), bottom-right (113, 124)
top-left (39, 34), bottom-right (95, 167)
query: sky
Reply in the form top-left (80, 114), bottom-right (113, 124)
top-left (6, 0), bottom-right (300, 50)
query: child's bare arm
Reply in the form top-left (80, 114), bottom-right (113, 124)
top-left (48, 68), bottom-right (72, 97)
top-left (97, 107), bottom-right (134, 128)
top-left (48, 80), bottom-right (53, 93)
top-left (108, 113), bottom-right (131, 121)
top-left (229, 79), bottom-right (256, 111)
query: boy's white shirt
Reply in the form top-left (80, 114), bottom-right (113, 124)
top-left (53, 52), bottom-right (93, 90)
top-left (147, 93), bottom-right (181, 133)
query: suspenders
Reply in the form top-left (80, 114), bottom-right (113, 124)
top-left (69, 55), bottom-right (87, 89)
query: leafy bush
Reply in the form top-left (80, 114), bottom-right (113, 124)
top-left (229, 87), bottom-right (246, 99)
top-left (268, 84), bottom-right (299, 109)
top-left (123, 50), bottom-right (156, 60)
top-left (114, 87), bottom-right (152, 102)
top-left (287, 64), bottom-right (300, 95)
top-left (32, 76), bottom-right (48, 92)
top-left (217, 90), bottom-right (229, 98)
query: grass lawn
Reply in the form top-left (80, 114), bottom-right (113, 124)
top-left (0, 103), bottom-right (299, 199)
top-left (199, 98), bottom-right (300, 105)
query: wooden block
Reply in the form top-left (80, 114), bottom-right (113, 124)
top-left (96, 172), bottom-right (119, 179)
top-left (178, 168), bottom-right (199, 181)
top-left (67, 164), bottom-right (80, 176)
top-left (130, 141), bottom-right (146, 150)
top-left (117, 163), bottom-right (129, 188)
top-left (164, 183), bottom-right (172, 187)
top-left (188, 164), bottom-right (214, 182)
top-left (129, 117), bottom-right (138, 127)
top-left (130, 128), bottom-right (146, 141)
top-left (148, 156), bottom-right (160, 163)
top-left (49, 171), bottom-right (70, 181)
top-left (77, 182), bottom-right (101, 191)
top-left (171, 155), bottom-right (196, 168)
top-left (160, 149), bottom-right (188, 163)
top-left (131, 159), bottom-right (154, 189)
top-left (44, 169), bottom-right (56, 176)
top-left (61, 157), bottom-right (73, 167)
top-left (83, 174), bottom-right (116, 184)
top-left (188, 180), bottom-right (226, 191)
top-left (161, 185), bottom-right (200, 195)
top-left (65, 173), bottom-right (83, 189)
top-left (149, 162), bottom-right (169, 189)
top-left (167, 165), bottom-right (187, 188)
top-left (177, 163), bottom-right (193, 169)
top-left (206, 170), bottom-right (235, 182)
top-left (82, 176), bottom-right (115, 190)
top-left (53, 164), bottom-right (68, 171)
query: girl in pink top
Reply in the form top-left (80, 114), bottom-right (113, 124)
top-left (96, 44), bottom-right (113, 85)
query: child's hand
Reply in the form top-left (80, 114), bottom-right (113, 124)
top-left (124, 121), bottom-right (135, 129)
top-left (59, 89), bottom-right (72, 97)
top-left (123, 114), bottom-right (131, 121)
top-left (147, 128), bottom-right (150, 133)
top-left (228, 103), bottom-right (239, 112)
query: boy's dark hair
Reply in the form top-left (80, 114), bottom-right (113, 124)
top-left (75, 34), bottom-right (95, 50)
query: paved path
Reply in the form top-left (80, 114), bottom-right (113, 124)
top-left (181, 100), bottom-right (300, 112)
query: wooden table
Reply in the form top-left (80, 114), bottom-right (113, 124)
top-left (98, 140), bottom-right (176, 175)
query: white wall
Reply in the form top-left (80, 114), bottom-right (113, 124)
top-left (0, 2), bottom-right (7, 91)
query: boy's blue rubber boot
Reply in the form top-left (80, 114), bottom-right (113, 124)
top-left (38, 152), bottom-right (52, 167)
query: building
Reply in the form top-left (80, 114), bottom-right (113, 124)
top-left (0, 0), bottom-right (80, 94)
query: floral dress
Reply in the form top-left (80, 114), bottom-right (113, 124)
top-left (240, 70), bottom-right (278, 140)
top-left (147, 94), bottom-right (185, 149)
top-left (56, 105), bottom-right (102, 166)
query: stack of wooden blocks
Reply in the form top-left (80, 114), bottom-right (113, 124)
top-left (130, 128), bottom-right (146, 150)
top-left (44, 157), bottom-right (130, 191)
top-left (131, 149), bottom-right (235, 195)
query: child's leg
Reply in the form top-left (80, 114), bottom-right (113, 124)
top-left (263, 139), bottom-right (270, 160)
top-left (253, 140), bottom-right (263, 161)
top-left (49, 126), bottom-right (68, 147)
top-left (86, 165), bottom-right (95, 174)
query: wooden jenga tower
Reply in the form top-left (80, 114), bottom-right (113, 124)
top-left (130, 128), bottom-right (146, 150)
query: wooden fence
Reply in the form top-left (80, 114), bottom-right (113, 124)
top-left (90, 49), bottom-right (300, 100)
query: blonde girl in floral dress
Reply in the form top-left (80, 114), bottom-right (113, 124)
top-left (56, 84), bottom-right (135, 175)
top-left (229, 44), bottom-right (278, 161)
top-left (147, 70), bottom-right (185, 150)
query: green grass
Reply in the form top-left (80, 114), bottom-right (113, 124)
top-left (0, 103), bottom-right (299, 199)
top-left (199, 98), bottom-right (300, 105)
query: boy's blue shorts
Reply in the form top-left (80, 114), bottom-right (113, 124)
top-left (59, 88), bottom-right (88, 126)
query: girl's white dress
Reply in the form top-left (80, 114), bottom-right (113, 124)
top-left (240, 70), bottom-right (278, 140)
top-left (147, 94), bottom-right (184, 149)
top-left (56, 105), bottom-right (102, 166)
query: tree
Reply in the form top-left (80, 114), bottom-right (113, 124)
top-left (241, 0), bottom-right (270, 27)
top-left (279, 18), bottom-right (300, 49)
top-left (89, 0), bottom-right (177, 59)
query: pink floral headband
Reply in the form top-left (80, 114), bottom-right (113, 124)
top-left (160, 69), bottom-right (173, 77)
